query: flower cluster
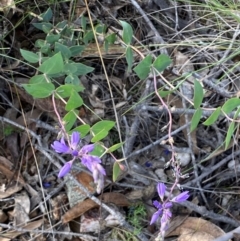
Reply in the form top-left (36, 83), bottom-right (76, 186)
top-left (151, 183), bottom-right (189, 237)
top-left (51, 131), bottom-right (106, 193)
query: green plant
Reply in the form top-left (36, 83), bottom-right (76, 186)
top-left (127, 203), bottom-right (147, 236)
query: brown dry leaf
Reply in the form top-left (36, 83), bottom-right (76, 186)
top-left (81, 43), bottom-right (126, 58)
top-left (62, 192), bottom-right (130, 224)
top-left (0, 184), bottom-right (22, 199)
top-left (0, 156), bottom-right (13, 169)
top-left (16, 109), bottom-right (42, 148)
top-left (110, 76), bottom-right (123, 90)
top-left (1, 219), bottom-right (43, 239)
top-left (167, 217), bottom-right (226, 240)
top-left (0, 210), bottom-right (8, 223)
top-left (13, 191), bottom-right (30, 226)
top-left (75, 171), bottom-right (95, 193)
top-left (178, 228), bottom-right (215, 241)
top-left (16, 109), bottom-right (42, 127)
top-left (0, 157), bottom-right (26, 186)
top-left (126, 182), bottom-right (155, 200)
top-left (89, 85), bottom-right (106, 109)
top-left (5, 132), bottom-right (19, 161)
top-left (50, 194), bottom-right (68, 221)
top-left (66, 171), bottom-right (96, 209)
top-left (0, 157), bottom-right (39, 204)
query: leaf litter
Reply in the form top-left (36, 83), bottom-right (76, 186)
top-left (0, 0), bottom-right (240, 241)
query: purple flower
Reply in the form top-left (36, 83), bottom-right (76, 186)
top-left (150, 201), bottom-right (172, 225)
top-left (160, 208), bottom-right (172, 234)
top-left (150, 208), bottom-right (163, 225)
top-left (170, 191), bottom-right (189, 203)
top-left (51, 132), bottom-right (80, 156)
top-left (150, 182), bottom-right (189, 234)
top-left (51, 137), bottom-right (70, 153)
top-left (157, 183), bottom-right (166, 201)
top-left (79, 144), bottom-right (95, 155)
top-left (51, 131), bottom-right (106, 193)
top-left (81, 155), bottom-right (106, 193)
top-left (58, 160), bottom-right (73, 178)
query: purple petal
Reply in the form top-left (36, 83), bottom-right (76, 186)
top-left (157, 183), bottom-right (166, 201)
top-left (51, 139), bottom-right (69, 153)
top-left (81, 156), bottom-right (93, 172)
top-left (58, 162), bottom-right (72, 178)
top-left (92, 168), bottom-right (98, 183)
top-left (90, 155), bottom-right (101, 163)
top-left (153, 200), bottom-right (162, 209)
top-left (96, 163), bottom-right (106, 176)
top-left (80, 144), bottom-right (95, 154)
top-left (150, 210), bottom-right (162, 225)
top-left (163, 202), bottom-right (172, 209)
top-left (96, 174), bottom-right (104, 194)
top-left (61, 137), bottom-right (67, 144)
top-left (171, 191), bottom-right (189, 203)
top-left (160, 215), bottom-right (170, 232)
top-left (71, 132), bottom-right (80, 149)
top-left (164, 209), bottom-right (172, 219)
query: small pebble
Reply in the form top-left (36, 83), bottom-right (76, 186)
top-left (176, 153), bottom-right (191, 167)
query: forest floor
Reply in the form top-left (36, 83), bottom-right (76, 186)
top-left (0, 0), bottom-right (240, 241)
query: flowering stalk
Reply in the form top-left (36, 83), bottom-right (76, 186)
top-left (150, 183), bottom-right (189, 239)
top-left (51, 131), bottom-right (106, 193)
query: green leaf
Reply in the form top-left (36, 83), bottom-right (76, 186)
top-left (63, 110), bottom-right (78, 132)
top-left (40, 7), bottom-right (53, 22)
top-left (190, 108), bottom-right (202, 132)
top-left (40, 43), bottom-right (51, 54)
top-left (73, 63), bottom-right (94, 76)
top-left (29, 74), bottom-right (46, 84)
top-left (38, 52), bottom-right (64, 75)
top-left (69, 45), bottom-right (85, 56)
top-left (55, 42), bottom-right (72, 59)
top-left (65, 90), bottom-right (83, 111)
top-left (113, 162), bottom-right (121, 182)
top-left (95, 24), bottom-right (105, 34)
top-left (203, 107), bottom-right (221, 126)
top-left (91, 120), bottom-right (115, 135)
top-left (222, 98), bottom-right (240, 114)
top-left (83, 31), bottom-right (94, 44)
top-left (90, 143), bottom-right (105, 157)
top-left (153, 54), bottom-right (172, 72)
top-left (120, 20), bottom-right (133, 45)
top-left (65, 75), bottom-right (80, 85)
top-left (225, 122), bottom-right (235, 150)
top-left (22, 82), bottom-right (55, 98)
top-left (133, 55), bottom-right (152, 80)
top-left (126, 46), bottom-right (133, 72)
top-left (55, 84), bottom-right (84, 98)
top-left (158, 90), bottom-right (173, 98)
top-left (91, 129), bottom-right (109, 142)
top-left (107, 142), bottom-right (124, 153)
top-left (71, 124), bottom-right (90, 138)
top-left (105, 33), bottom-right (116, 44)
top-left (81, 15), bottom-right (87, 31)
top-left (46, 34), bottom-right (60, 44)
top-left (56, 20), bottom-right (67, 30)
top-left (35, 39), bottom-right (45, 48)
top-left (64, 63), bottom-right (78, 75)
top-left (20, 49), bottom-right (39, 63)
top-left (193, 80), bottom-right (204, 109)
top-left (32, 22), bottom-right (53, 33)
